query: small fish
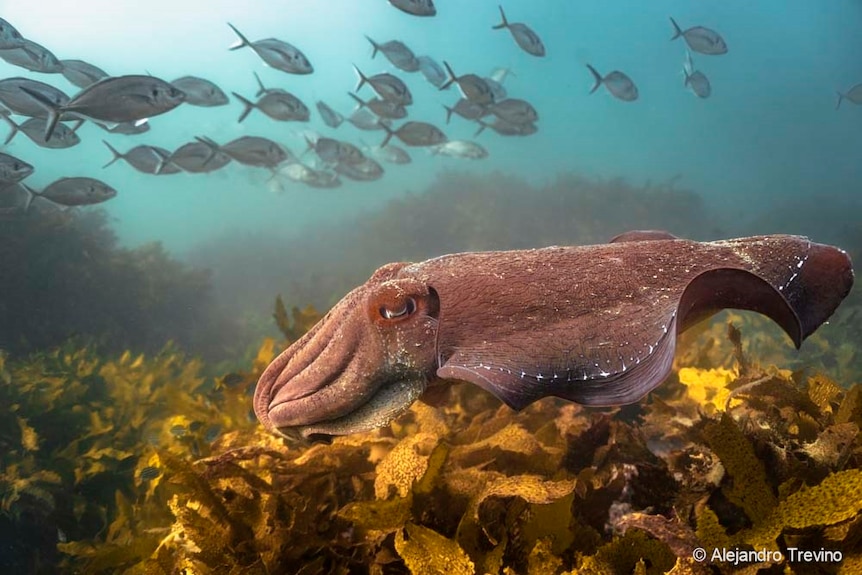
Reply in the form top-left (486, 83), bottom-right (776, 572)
top-left (171, 76), bottom-right (228, 107)
top-left (487, 98), bottom-right (538, 124)
top-left (102, 140), bottom-right (179, 174)
top-left (489, 66), bottom-right (515, 84)
top-left (2, 115), bottom-right (81, 148)
top-left (683, 52), bottom-right (711, 99)
top-left (586, 64), bottom-right (638, 102)
top-left (316, 100), bottom-right (344, 128)
top-left (154, 142), bottom-right (231, 174)
top-left (139, 466), bottom-right (161, 480)
top-left (23, 177), bottom-right (117, 210)
top-left (334, 156), bottom-right (385, 181)
top-left (835, 84), bottom-right (862, 110)
top-left (204, 425), bottom-right (222, 443)
top-left (0, 38), bottom-right (63, 73)
top-left (348, 92), bottom-right (407, 119)
top-left (0, 18), bottom-right (24, 50)
top-left (60, 59), bottom-right (108, 88)
top-left (365, 36), bottom-right (420, 72)
top-left (354, 66), bottom-right (413, 105)
top-left (306, 135), bottom-right (366, 166)
top-left (169, 424), bottom-right (187, 437)
top-left (381, 120), bottom-right (447, 147)
top-left (0, 151), bottom-right (34, 184)
top-left (440, 62), bottom-right (494, 105)
top-left (417, 55), bottom-right (447, 88)
top-left (443, 98), bottom-right (488, 123)
top-left (95, 119), bottom-right (151, 135)
top-left (491, 5), bottom-right (545, 57)
top-left (669, 17), bottom-right (727, 56)
top-left (276, 162), bottom-right (341, 188)
top-left (21, 74), bottom-right (185, 141)
top-left (367, 143), bottom-right (412, 164)
top-left (483, 76), bottom-right (507, 101)
top-left (430, 140), bottom-right (488, 159)
top-left (227, 22), bottom-right (313, 75)
top-left (388, 0), bottom-right (436, 17)
top-left (0, 77), bottom-right (69, 118)
top-left (197, 135), bottom-right (289, 168)
top-left (474, 117), bottom-right (537, 137)
top-left (233, 91), bottom-right (309, 122)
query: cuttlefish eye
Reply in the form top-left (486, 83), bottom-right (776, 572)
top-left (380, 296), bottom-right (417, 320)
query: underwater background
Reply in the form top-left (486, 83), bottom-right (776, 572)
top-left (1, 1), bottom-right (861, 573)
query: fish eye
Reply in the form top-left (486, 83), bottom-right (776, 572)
top-left (379, 297), bottom-right (417, 320)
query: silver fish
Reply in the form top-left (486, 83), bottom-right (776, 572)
top-left (586, 64), bottom-right (638, 102)
top-left (388, 0), bottom-right (436, 17)
top-left (417, 55), bottom-right (447, 88)
top-left (197, 135), bottom-right (289, 168)
top-left (670, 17), bottom-right (727, 56)
top-left (171, 76), bottom-right (228, 107)
top-left (154, 142), bottom-right (231, 174)
top-left (836, 84), bottom-right (862, 110)
top-left (365, 36), bottom-right (419, 72)
top-left (233, 91), bottom-right (309, 122)
top-left (381, 120), bottom-right (447, 147)
top-left (367, 143), bottom-right (412, 164)
top-left (443, 98), bottom-right (488, 123)
top-left (475, 117), bottom-right (537, 137)
top-left (60, 59), bottom-right (108, 88)
top-left (430, 140), bottom-right (488, 159)
top-left (102, 141), bottom-right (179, 174)
top-left (316, 100), bottom-right (344, 128)
top-left (440, 62), bottom-right (494, 104)
top-left (0, 38), bottom-right (62, 73)
top-left (275, 162), bottom-right (341, 189)
top-left (334, 157), bottom-right (384, 181)
top-left (683, 53), bottom-right (711, 99)
top-left (483, 76), bottom-right (507, 101)
top-left (21, 74), bottom-right (185, 141)
top-left (24, 177), bottom-right (116, 210)
top-left (354, 67), bottom-right (413, 105)
top-left (0, 151), bottom-right (33, 184)
top-left (0, 77), bottom-right (69, 118)
top-left (347, 108), bottom-right (389, 131)
top-left (489, 67), bottom-right (515, 84)
top-left (491, 5), bottom-right (545, 57)
top-left (0, 18), bottom-right (24, 50)
top-left (2, 115), bottom-right (81, 148)
top-left (348, 92), bottom-right (407, 119)
top-left (227, 23), bottom-right (313, 75)
top-left (487, 98), bottom-right (538, 124)
top-left (306, 135), bottom-right (365, 166)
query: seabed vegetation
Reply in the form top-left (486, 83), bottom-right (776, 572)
top-left (1, 300), bottom-right (860, 575)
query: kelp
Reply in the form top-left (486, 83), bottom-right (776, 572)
top-left (1, 302), bottom-right (862, 574)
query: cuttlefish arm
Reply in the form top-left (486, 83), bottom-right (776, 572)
top-left (254, 234), bottom-right (854, 441)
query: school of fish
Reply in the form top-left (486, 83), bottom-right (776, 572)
top-left (0, 6), bottom-right (857, 212)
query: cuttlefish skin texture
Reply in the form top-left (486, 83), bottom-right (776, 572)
top-left (254, 234), bottom-right (854, 440)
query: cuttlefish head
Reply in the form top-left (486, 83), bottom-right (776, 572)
top-left (254, 262), bottom-right (440, 443)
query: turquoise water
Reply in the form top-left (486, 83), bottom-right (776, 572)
top-left (3, 0), bottom-right (860, 254)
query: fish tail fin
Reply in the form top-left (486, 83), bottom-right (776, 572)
top-left (253, 72), bottom-right (267, 97)
top-left (151, 147), bottom-right (173, 175)
top-left (474, 119), bottom-right (487, 137)
top-left (439, 61), bottom-right (457, 91)
top-left (835, 91), bottom-right (844, 110)
top-left (18, 86), bottom-right (61, 141)
top-left (492, 5), bottom-right (508, 30)
top-left (443, 104), bottom-right (454, 124)
top-left (232, 92), bottom-right (255, 123)
top-left (1, 112), bottom-right (19, 145)
top-left (353, 65), bottom-right (369, 92)
top-left (669, 17), bottom-right (683, 40)
top-left (347, 92), bottom-right (365, 110)
top-left (227, 22), bottom-right (250, 50)
top-left (21, 183), bottom-right (38, 212)
top-left (379, 121), bottom-right (395, 148)
top-left (101, 140), bottom-right (123, 168)
top-left (586, 64), bottom-right (602, 94)
top-left (365, 36), bottom-right (379, 59)
top-left (195, 136), bottom-right (220, 166)
top-left (70, 119), bottom-right (84, 133)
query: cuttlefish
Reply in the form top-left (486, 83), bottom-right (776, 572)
top-left (254, 232), bottom-right (854, 442)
